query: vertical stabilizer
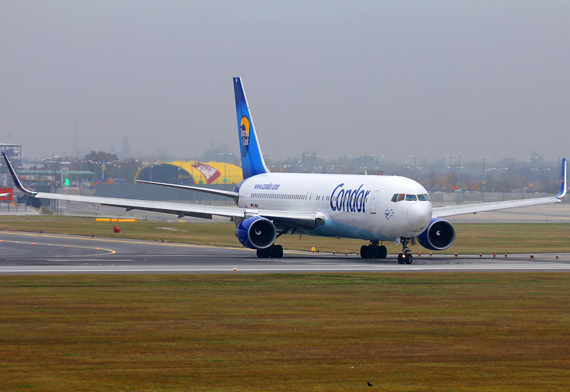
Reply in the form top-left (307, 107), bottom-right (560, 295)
top-left (557, 158), bottom-right (567, 198)
top-left (234, 77), bottom-right (269, 179)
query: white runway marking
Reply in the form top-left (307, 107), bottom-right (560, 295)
top-left (2, 262), bottom-right (570, 274)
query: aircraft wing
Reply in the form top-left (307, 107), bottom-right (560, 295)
top-left (433, 158), bottom-right (567, 218)
top-left (2, 153), bottom-right (323, 228)
top-left (432, 196), bottom-right (562, 218)
top-left (28, 192), bottom-right (243, 220)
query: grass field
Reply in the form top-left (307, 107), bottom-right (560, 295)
top-left (2, 273), bottom-right (570, 391)
top-left (0, 215), bottom-right (569, 255)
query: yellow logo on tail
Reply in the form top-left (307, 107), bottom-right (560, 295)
top-left (240, 116), bottom-right (250, 156)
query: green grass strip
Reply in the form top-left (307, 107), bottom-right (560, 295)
top-left (0, 215), bottom-right (569, 254)
top-left (2, 273), bottom-right (570, 391)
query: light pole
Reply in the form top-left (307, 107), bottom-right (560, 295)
top-left (51, 150), bottom-right (61, 213)
top-left (457, 153), bottom-right (463, 202)
top-left (373, 154), bottom-right (384, 171)
top-left (409, 155), bottom-right (421, 179)
top-left (403, 161), bottom-right (410, 177)
top-left (219, 152), bottom-right (234, 183)
top-left (457, 153), bottom-right (462, 190)
top-left (479, 156), bottom-right (490, 201)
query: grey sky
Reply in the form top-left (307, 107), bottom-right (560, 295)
top-left (1, 1), bottom-right (569, 163)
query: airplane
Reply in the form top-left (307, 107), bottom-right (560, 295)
top-left (2, 77), bottom-right (567, 264)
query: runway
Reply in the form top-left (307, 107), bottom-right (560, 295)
top-left (0, 231), bottom-right (569, 274)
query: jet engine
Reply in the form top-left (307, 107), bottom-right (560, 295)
top-left (235, 216), bottom-right (277, 250)
top-left (417, 218), bottom-right (456, 251)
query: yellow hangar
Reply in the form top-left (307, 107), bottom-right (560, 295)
top-left (134, 161), bottom-right (243, 185)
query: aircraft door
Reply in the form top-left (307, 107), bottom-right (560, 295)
top-left (305, 192), bottom-right (311, 207)
top-left (370, 190), bottom-right (379, 214)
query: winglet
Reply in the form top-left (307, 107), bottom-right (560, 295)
top-left (2, 152), bottom-right (36, 195)
top-left (557, 158), bottom-right (567, 198)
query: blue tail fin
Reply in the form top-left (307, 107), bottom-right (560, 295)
top-left (557, 158), bottom-right (567, 198)
top-left (234, 77), bottom-right (269, 179)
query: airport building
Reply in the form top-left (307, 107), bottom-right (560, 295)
top-left (134, 160), bottom-right (243, 185)
top-left (0, 144), bottom-right (22, 187)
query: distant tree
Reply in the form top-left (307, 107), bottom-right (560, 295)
top-left (84, 151), bottom-right (119, 163)
top-left (83, 151), bottom-right (119, 178)
top-left (104, 158), bottom-right (143, 183)
top-left (425, 171), bottom-right (441, 191)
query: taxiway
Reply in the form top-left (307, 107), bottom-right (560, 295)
top-left (0, 231), bottom-right (569, 274)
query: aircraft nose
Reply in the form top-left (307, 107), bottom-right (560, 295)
top-left (407, 202), bottom-right (432, 230)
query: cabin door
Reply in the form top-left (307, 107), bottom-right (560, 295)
top-left (370, 190), bottom-right (379, 214)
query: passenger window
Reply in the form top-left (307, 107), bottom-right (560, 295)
top-left (396, 194), bottom-right (405, 202)
top-left (405, 194), bottom-right (417, 201)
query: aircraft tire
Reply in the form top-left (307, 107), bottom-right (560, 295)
top-left (273, 245), bottom-right (284, 258)
top-left (378, 245), bottom-right (387, 259)
top-left (257, 245), bottom-right (283, 258)
top-left (405, 254), bottom-right (413, 264)
top-left (397, 253), bottom-right (405, 264)
top-left (360, 245), bottom-right (370, 259)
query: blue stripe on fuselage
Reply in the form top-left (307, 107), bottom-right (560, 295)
top-left (310, 218), bottom-right (392, 241)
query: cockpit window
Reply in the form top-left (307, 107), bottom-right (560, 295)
top-left (392, 193), bottom-right (430, 202)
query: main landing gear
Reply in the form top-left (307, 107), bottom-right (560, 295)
top-left (360, 241), bottom-right (388, 259)
top-left (397, 237), bottom-right (413, 264)
top-left (256, 244), bottom-right (283, 258)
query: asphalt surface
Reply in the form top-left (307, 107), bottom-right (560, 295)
top-left (0, 231), bottom-right (569, 274)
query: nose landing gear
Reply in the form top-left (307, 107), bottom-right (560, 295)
top-left (397, 237), bottom-right (413, 264)
top-left (360, 241), bottom-right (388, 259)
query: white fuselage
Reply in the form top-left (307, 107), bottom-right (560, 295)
top-left (237, 173), bottom-right (433, 241)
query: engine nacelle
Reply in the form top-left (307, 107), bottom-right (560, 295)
top-left (235, 216), bottom-right (277, 250)
top-left (417, 218), bottom-right (456, 251)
